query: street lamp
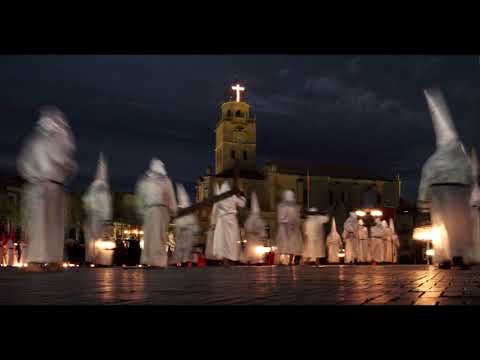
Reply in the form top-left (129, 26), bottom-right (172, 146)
top-left (412, 224), bottom-right (434, 265)
top-left (355, 186), bottom-right (383, 237)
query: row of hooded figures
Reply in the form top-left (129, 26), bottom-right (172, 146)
top-left (14, 106), bottom-right (400, 269)
top-left (205, 184), bottom-right (401, 266)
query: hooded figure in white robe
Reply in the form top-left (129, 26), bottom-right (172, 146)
top-left (303, 208), bottom-right (329, 263)
top-left (470, 148), bottom-right (480, 262)
top-left (382, 219), bottom-right (394, 263)
top-left (418, 88), bottom-right (474, 266)
top-left (135, 159), bottom-right (177, 268)
top-left (172, 183), bottom-right (200, 265)
top-left (83, 154), bottom-right (114, 266)
top-left (370, 218), bottom-right (385, 263)
top-left (389, 218), bottom-right (400, 263)
top-left (17, 107), bottom-right (77, 266)
top-left (343, 212), bottom-right (359, 264)
top-left (244, 191), bottom-right (267, 264)
top-left (358, 219), bottom-right (370, 263)
top-left (275, 190), bottom-right (303, 263)
top-left (212, 181), bottom-right (246, 262)
top-left (205, 183), bottom-right (221, 261)
top-left (327, 217), bottom-right (342, 263)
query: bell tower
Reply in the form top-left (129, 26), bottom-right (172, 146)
top-left (215, 83), bottom-right (256, 175)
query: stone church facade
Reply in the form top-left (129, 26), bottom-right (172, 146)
top-left (195, 85), bottom-right (401, 244)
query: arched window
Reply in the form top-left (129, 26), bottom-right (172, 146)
top-left (226, 110), bottom-right (232, 117)
top-left (235, 110), bottom-right (243, 117)
top-left (231, 150), bottom-right (236, 159)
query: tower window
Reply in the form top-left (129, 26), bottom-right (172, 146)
top-left (235, 110), bottom-right (243, 117)
top-left (231, 150), bottom-right (236, 159)
top-left (226, 110), bottom-right (232, 117)
top-left (243, 151), bottom-right (247, 160)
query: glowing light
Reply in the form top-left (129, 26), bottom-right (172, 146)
top-left (14, 243), bottom-right (18, 246)
top-left (75, 265), bottom-right (79, 268)
top-left (122, 264), bottom-right (126, 268)
top-left (271, 246), bottom-right (277, 252)
top-left (124, 230), bottom-right (129, 234)
top-left (338, 249), bottom-right (346, 258)
top-left (255, 246), bottom-right (271, 255)
top-left (90, 264), bottom-right (95, 268)
top-left (62, 262), bottom-right (68, 268)
top-left (355, 210), bottom-right (366, 217)
top-left (138, 265), bottom-right (143, 268)
top-left (140, 240), bottom-right (144, 249)
top-left (133, 230), bottom-right (139, 235)
top-left (23, 263), bottom-right (28, 268)
top-left (243, 240), bottom-right (247, 243)
top-left (95, 240), bottom-right (116, 250)
top-left (69, 263), bottom-right (75, 268)
top-left (231, 84), bottom-right (245, 102)
top-left (139, 230), bottom-right (144, 235)
top-left (426, 249), bottom-right (435, 256)
top-left (371, 209), bottom-right (383, 217)
top-left (413, 225), bottom-right (433, 241)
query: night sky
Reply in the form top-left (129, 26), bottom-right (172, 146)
top-left (1, 55), bottom-right (479, 202)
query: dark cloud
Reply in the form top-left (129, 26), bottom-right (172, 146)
top-left (1, 55), bottom-right (479, 202)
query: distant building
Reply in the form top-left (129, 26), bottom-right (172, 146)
top-left (195, 84), bottom-right (401, 243)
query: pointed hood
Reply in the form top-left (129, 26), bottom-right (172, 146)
top-left (389, 218), bottom-right (396, 233)
top-left (214, 182), bottom-right (221, 196)
top-left (220, 181), bottom-right (231, 194)
top-left (149, 158), bottom-right (167, 176)
top-left (250, 191), bottom-right (261, 214)
top-left (331, 217), bottom-right (338, 234)
top-left (95, 153), bottom-right (108, 182)
top-left (418, 88), bottom-right (473, 204)
top-left (424, 88), bottom-right (458, 148)
top-left (282, 189), bottom-right (296, 202)
top-left (176, 183), bottom-right (191, 208)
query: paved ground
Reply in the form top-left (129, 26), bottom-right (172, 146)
top-left (1, 265), bottom-right (480, 305)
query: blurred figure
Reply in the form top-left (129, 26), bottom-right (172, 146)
top-left (357, 219), bottom-right (370, 263)
top-left (382, 219), bottom-right (394, 263)
top-left (389, 218), bottom-right (400, 263)
top-left (17, 107), bottom-right (76, 268)
top-left (244, 192), bottom-right (267, 264)
top-left (205, 183), bottom-right (221, 263)
top-left (418, 89), bottom-right (473, 267)
top-left (83, 153), bottom-right (113, 266)
top-left (0, 226), bottom-right (6, 266)
top-left (275, 190), bottom-right (303, 266)
top-left (6, 226), bottom-right (14, 266)
top-left (370, 218), bottom-right (385, 264)
top-left (326, 217), bottom-right (342, 264)
top-left (302, 207), bottom-right (329, 265)
top-left (343, 212), bottom-right (359, 264)
top-left (471, 148), bottom-right (480, 262)
top-left (172, 183), bottom-right (200, 267)
top-left (212, 181), bottom-right (246, 265)
top-left (136, 159), bottom-right (177, 268)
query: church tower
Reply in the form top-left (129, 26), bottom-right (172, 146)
top-left (215, 84), bottom-right (256, 175)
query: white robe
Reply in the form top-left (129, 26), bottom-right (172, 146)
top-left (343, 217), bottom-right (359, 264)
top-left (136, 174), bottom-right (177, 267)
top-left (370, 223), bottom-right (385, 263)
top-left (358, 226), bottom-right (370, 262)
top-left (172, 213), bottom-right (200, 264)
top-left (275, 201), bottom-right (303, 256)
top-left (383, 226), bottom-right (394, 263)
top-left (326, 232), bottom-right (341, 263)
top-left (303, 215), bottom-right (329, 260)
top-left (213, 194), bottom-right (246, 261)
top-left (83, 180), bottom-right (112, 265)
top-left (17, 118), bottom-right (76, 265)
top-left (205, 203), bottom-right (220, 260)
top-left (244, 214), bottom-right (267, 263)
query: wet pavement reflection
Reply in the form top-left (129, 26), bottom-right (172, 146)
top-left (2, 265), bottom-right (480, 305)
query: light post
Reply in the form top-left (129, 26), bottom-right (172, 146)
top-left (412, 224), bottom-right (434, 265)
